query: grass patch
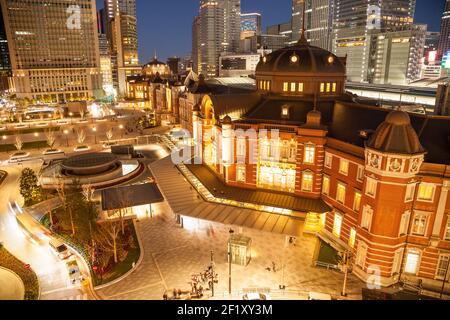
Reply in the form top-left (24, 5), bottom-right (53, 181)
top-left (0, 126), bottom-right (60, 136)
top-left (0, 245), bottom-right (40, 300)
top-left (0, 141), bottom-right (48, 152)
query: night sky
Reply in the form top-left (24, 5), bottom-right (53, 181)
top-left (96, 0), bottom-right (445, 62)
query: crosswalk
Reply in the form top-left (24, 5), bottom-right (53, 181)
top-left (62, 293), bottom-right (89, 301)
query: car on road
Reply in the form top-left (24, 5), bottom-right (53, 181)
top-left (102, 141), bottom-right (118, 149)
top-left (49, 239), bottom-right (72, 260)
top-left (74, 145), bottom-right (90, 152)
top-left (308, 292), bottom-right (332, 300)
top-left (66, 259), bottom-right (82, 284)
top-left (9, 152), bottom-right (31, 163)
top-left (242, 292), bottom-right (271, 300)
top-left (43, 149), bottom-right (65, 159)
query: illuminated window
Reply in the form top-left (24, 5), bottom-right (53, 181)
top-left (303, 145), bottom-right (315, 164)
top-left (332, 83), bottom-right (337, 92)
top-left (282, 106), bottom-right (289, 117)
top-left (298, 83), bottom-right (304, 92)
top-left (326, 82), bottom-right (331, 92)
top-left (412, 213), bottom-right (428, 236)
top-left (325, 152), bottom-right (332, 168)
top-left (405, 184), bottom-right (415, 202)
top-left (349, 228), bottom-right (356, 248)
top-left (353, 191), bottom-right (362, 212)
top-left (336, 182), bottom-right (346, 204)
top-left (365, 178), bottom-right (377, 197)
top-left (320, 83), bottom-right (325, 92)
top-left (262, 81), bottom-right (266, 90)
top-left (322, 175), bottom-right (330, 195)
top-left (237, 165), bottom-right (246, 183)
top-left (356, 242), bottom-right (367, 268)
top-left (399, 211), bottom-right (411, 236)
top-left (333, 213), bottom-right (343, 237)
top-left (267, 81), bottom-right (271, 91)
top-left (392, 249), bottom-right (403, 275)
top-left (283, 82), bottom-right (289, 92)
top-left (259, 80), bottom-right (263, 89)
top-left (237, 137), bottom-right (246, 158)
top-left (357, 166), bottom-right (364, 182)
top-left (417, 183), bottom-right (435, 202)
top-left (405, 250), bottom-right (420, 274)
top-left (436, 255), bottom-right (450, 280)
top-left (302, 171), bottom-right (314, 192)
top-left (446, 217), bottom-right (450, 240)
top-left (361, 205), bottom-right (373, 230)
top-left (290, 82), bottom-right (296, 92)
top-left (339, 159), bottom-right (349, 175)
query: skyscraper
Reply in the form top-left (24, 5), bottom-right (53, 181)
top-left (240, 13), bottom-right (261, 40)
top-left (0, 3), bottom-right (11, 91)
top-left (438, 0), bottom-right (450, 59)
top-left (198, 0), bottom-right (241, 77)
top-left (333, 0), bottom-right (416, 82)
top-left (104, 0), bottom-right (139, 95)
top-left (0, 0), bottom-right (101, 102)
top-left (192, 15), bottom-right (202, 74)
top-left (291, 0), bottom-right (334, 50)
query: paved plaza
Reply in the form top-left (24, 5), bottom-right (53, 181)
top-left (96, 201), bottom-right (365, 300)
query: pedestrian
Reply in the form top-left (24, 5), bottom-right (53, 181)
top-left (272, 261), bottom-right (277, 273)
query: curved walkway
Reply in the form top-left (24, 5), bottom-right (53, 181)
top-left (0, 267), bottom-right (25, 300)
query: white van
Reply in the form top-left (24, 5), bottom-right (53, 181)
top-left (49, 239), bottom-right (71, 260)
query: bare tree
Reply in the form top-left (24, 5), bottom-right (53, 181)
top-left (56, 179), bottom-right (75, 235)
top-left (96, 220), bottom-right (121, 264)
top-left (14, 135), bottom-right (23, 151)
top-left (79, 108), bottom-right (85, 120)
top-left (82, 183), bottom-right (96, 261)
top-left (106, 128), bottom-right (113, 142)
top-left (45, 129), bottom-right (56, 149)
top-left (77, 129), bottom-right (86, 145)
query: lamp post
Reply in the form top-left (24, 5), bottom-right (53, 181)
top-left (210, 250), bottom-right (215, 297)
top-left (228, 228), bottom-right (234, 296)
top-left (92, 127), bottom-right (97, 144)
top-left (119, 124), bottom-right (124, 139)
top-left (63, 130), bottom-right (69, 147)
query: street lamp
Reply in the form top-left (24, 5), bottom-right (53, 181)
top-left (228, 228), bottom-right (234, 296)
top-left (92, 127), bottom-right (97, 144)
top-left (63, 129), bottom-right (69, 147)
top-left (119, 124), bottom-right (124, 139)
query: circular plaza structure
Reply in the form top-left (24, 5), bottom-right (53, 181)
top-left (0, 268), bottom-right (25, 300)
top-left (40, 152), bottom-right (144, 189)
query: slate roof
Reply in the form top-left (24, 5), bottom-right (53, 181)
top-left (101, 183), bottom-right (164, 211)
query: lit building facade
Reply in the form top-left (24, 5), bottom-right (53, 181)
top-left (438, 0), bottom-right (450, 59)
top-left (169, 37), bottom-right (450, 289)
top-left (219, 53), bottom-right (261, 77)
top-left (0, 0), bottom-right (102, 102)
top-left (240, 12), bottom-right (261, 40)
top-left (0, 3), bottom-right (11, 92)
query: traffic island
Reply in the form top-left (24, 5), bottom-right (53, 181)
top-left (0, 246), bottom-right (39, 300)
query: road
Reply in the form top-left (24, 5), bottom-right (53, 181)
top-left (0, 162), bottom-right (94, 300)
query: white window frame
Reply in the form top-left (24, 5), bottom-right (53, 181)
top-left (353, 190), bottom-right (362, 212)
top-left (336, 182), bottom-right (346, 204)
top-left (411, 212), bottom-right (428, 236)
top-left (237, 137), bottom-right (246, 158)
top-left (339, 159), bottom-right (349, 176)
top-left (404, 249), bottom-right (421, 275)
top-left (349, 228), bottom-right (357, 248)
top-left (392, 248), bottom-right (404, 276)
top-left (417, 183), bottom-right (436, 202)
top-left (356, 242), bottom-right (368, 268)
top-left (365, 177), bottom-right (377, 198)
top-left (333, 213), bottom-right (343, 238)
top-left (236, 165), bottom-right (246, 183)
top-left (303, 144), bottom-right (316, 164)
top-left (301, 171), bottom-right (314, 192)
top-left (436, 255), bottom-right (450, 280)
top-left (361, 205), bottom-right (373, 231)
top-left (399, 211), bottom-right (411, 236)
top-left (324, 152), bottom-right (332, 169)
top-left (322, 175), bottom-right (330, 195)
top-left (357, 166), bottom-right (364, 182)
top-left (405, 183), bottom-right (416, 203)
top-left (445, 216), bottom-right (450, 240)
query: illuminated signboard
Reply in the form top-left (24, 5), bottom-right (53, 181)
top-left (442, 51), bottom-right (450, 70)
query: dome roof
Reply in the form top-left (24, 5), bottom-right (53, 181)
top-left (222, 115), bottom-right (232, 125)
top-left (256, 43), bottom-right (346, 75)
top-left (367, 111), bottom-right (425, 154)
top-left (145, 57), bottom-right (166, 66)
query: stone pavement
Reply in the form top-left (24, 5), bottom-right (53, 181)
top-left (95, 202), bottom-right (365, 300)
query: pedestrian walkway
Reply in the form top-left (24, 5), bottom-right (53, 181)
top-left (0, 267), bottom-right (25, 300)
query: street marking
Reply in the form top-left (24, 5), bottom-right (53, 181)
top-left (63, 293), bottom-right (88, 300)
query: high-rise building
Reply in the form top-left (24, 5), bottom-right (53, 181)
top-left (0, 0), bottom-right (102, 102)
top-left (0, 3), bottom-right (11, 92)
top-left (167, 57), bottom-right (180, 76)
top-left (438, 0), bottom-right (450, 59)
top-left (240, 13), bottom-right (261, 40)
top-left (192, 15), bottom-right (202, 74)
top-left (291, 0), bottom-right (334, 50)
top-left (333, 0), bottom-right (416, 82)
top-left (104, 0), bottom-right (139, 95)
top-left (198, 0), bottom-right (241, 77)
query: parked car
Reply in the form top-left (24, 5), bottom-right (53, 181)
top-left (49, 239), bottom-right (72, 260)
top-left (74, 145), bottom-right (90, 152)
top-left (102, 141), bottom-right (118, 149)
top-left (43, 149), bottom-right (65, 160)
top-left (9, 152), bottom-right (30, 163)
top-left (66, 259), bottom-right (82, 284)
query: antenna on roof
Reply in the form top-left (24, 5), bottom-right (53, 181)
top-left (154, 50), bottom-right (157, 60)
top-left (298, 0), bottom-right (308, 45)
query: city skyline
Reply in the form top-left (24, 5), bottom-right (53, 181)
top-left (96, 0), bottom-right (445, 62)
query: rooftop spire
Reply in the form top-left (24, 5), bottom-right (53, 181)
top-left (154, 50), bottom-right (157, 60)
top-left (297, 0), bottom-right (308, 45)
